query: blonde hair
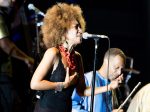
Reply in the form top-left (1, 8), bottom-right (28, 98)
top-left (104, 48), bottom-right (126, 62)
top-left (41, 3), bottom-right (86, 48)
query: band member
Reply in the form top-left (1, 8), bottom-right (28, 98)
top-left (72, 48), bottom-right (126, 112)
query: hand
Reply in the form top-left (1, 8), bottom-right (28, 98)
top-left (24, 57), bottom-right (34, 71)
top-left (110, 74), bottom-right (124, 90)
top-left (109, 80), bottom-right (120, 90)
top-left (116, 74), bottom-right (123, 83)
top-left (63, 67), bottom-right (78, 88)
top-left (112, 109), bottom-right (123, 112)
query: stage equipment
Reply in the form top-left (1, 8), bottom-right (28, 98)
top-left (83, 33), bottom-right (110, 112)
top-left (117, 82), bottom-right (141, 112)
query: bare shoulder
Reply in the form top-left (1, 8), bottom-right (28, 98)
top-left (42, 47), bottom-right (60, 62)
top-left (44, 47), bottom-right (59, 57)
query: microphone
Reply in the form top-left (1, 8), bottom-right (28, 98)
top-left (28, 4), bottom-right (45, 16)
top-left (82, 32), bottom-right (108, 39)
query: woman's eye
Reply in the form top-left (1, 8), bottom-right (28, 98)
top-left (75, 24), bottom-right (81, 29)
top-left (75, 25), bottom-right (78, 29)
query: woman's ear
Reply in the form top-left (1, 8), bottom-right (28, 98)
top-left (62, 35), bottom-right (67, 43)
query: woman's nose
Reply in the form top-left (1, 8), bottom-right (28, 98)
top-left (78, 27), bottom-right (82, 33)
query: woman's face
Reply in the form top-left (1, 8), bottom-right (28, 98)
top-left (65, 20), bottom-right (83, 46)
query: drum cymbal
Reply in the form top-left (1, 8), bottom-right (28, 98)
top-left (123, 68), bottom-right (140, 74)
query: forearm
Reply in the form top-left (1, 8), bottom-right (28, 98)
top-left (10, 45), bottom-right (30, 62)
top-left (84, 85), bottom-right (112, 96)
top-left (30, 79), bottom-right (65, 91)
top-left (1, 38), bottom-right (31, 62)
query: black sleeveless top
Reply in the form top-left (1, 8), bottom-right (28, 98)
top-left (36, 58), bottom-right (76, 112)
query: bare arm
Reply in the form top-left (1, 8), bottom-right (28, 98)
top-left (0, 38), bottom-right (34, 67)
top-left (30, 48), bottom-right (59, 90)
top-left (81, 75), bottom-right (122, 96)
top-left (74, 52), bottom-right (113, 96)
top-left (83, 85), bottom-right (112, 96)
top-left (30, 47), bottom-right (76, 91)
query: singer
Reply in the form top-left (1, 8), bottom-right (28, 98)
top-left (30, 3), bottom-right (86, 111)
top-left (72, 48), bottom-right (126, 112)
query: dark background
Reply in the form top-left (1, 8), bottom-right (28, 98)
top-left (25, 0), bottom-right (150, 88)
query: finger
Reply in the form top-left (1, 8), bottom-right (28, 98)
top-left (117, 78), bottom-right (122, 83)
top-left (70, 72), bottom-right (78, 80)
top-left (63, 67), bottom-right (70, 88)
top-left (66, 67), bottom-right (69, 74)
top-left (117, 75), bottom-right (122, 80)
top-left (119, 75), bottom-right (124, 83)
top-left (65, 67), bottom-right (70, 81)
top-left (119, 74), bottom-right (123, 79)
top-left (74, 72), bottom-right (77, 77)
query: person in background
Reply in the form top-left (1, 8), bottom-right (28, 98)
top-left (72, 48), bottom-right (126, 112)
top-left (127, 83), bottom-right (150, 112)
top-left (0, 0), bottom-right (34, 112)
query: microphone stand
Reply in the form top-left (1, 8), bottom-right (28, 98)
top-left (33, 8), bottom-right (45, 66)
top-left (90, 38), bottom-right (99, 112)
top-left (35, 13), bottom-right (40, 55)
top-left (33, 12), bottom-right (43, 68)
top-left (33, 12), bottom-right (43, 99)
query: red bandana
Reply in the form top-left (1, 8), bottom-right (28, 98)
top-left (58, 45), bottom-right (77, 71)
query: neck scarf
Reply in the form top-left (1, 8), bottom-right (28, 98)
top-left (58, 45), bottom-right (77, 71)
